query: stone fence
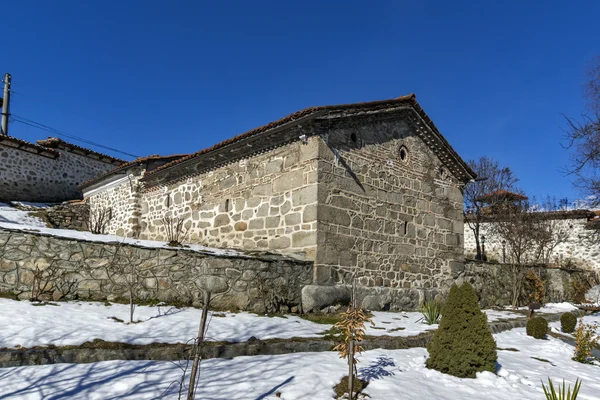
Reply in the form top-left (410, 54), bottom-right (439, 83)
top-left (453, 261), bottom-right (598, 308)
top-left (0, 226), bottom-right (313, 313)
top-left (45, 202), bottom-right (90, 231)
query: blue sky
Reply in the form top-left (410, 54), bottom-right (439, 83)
top-left (3, 1), bottom-right (599, 202)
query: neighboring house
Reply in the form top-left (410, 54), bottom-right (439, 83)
top-left (0, 135), bottom-right (124, 202)
top-left (82, 94), bottom-right (476, 309)
top-left (80, 154), bottom-right (188, 237)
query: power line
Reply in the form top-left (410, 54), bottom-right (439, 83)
top-left (12, 114), bottom-right (140, 158)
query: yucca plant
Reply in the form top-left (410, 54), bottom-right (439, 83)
top-left (420, 300), bottom-right (442, 325)
top-left (541, 378), bottom-right (582, 400)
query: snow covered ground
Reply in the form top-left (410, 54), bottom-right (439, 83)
top-left (0, 299), bottom-right (533, 348)
top-left (1, 327), bottom-right (599, 399)
top-left (0, 202), bottom-right (48, 227)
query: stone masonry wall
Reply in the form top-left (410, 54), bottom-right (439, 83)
top-left (138, 138), bottom-right (320, 258)
top-left (0, 226), bottom-right (313, 312)
top-left (312, 115), bottom-right (464, 310)
top-left (452, 261), bottom-right (599, 308)
top-left (45, 202), bottom-right (90, 231)
top-left (0, 144), bottom-right (118, 202)
top-left (464, 219), bottom-right (600, 270)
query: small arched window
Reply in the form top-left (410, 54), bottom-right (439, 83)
top-left (399, 145), bottom-right (409, 162)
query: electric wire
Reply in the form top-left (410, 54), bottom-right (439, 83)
top-left (11, 114), bottom-right (140, 158)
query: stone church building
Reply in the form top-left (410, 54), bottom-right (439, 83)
top-left (81, 94), bottom-right (476, 309)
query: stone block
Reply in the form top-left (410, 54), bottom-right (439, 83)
top-left (284, 213), bottom-right (301, 226)
top-left (252, 183), bottom-right (271, 197)
top-left (249, 219), bottom-right (265, 230)
top-left (265, 216), bottom-right (281, 228)
top-left (328, 196), bottom-right (360, 211)
top-left (195, 276), bottom-right (229, 294)
top-left (269, 237), bottom-right (291, 250)
top-left (292, 231), bottom-right (316, 248)
top-left (397, 244), bottom-right (415, 256)
top-left (292, 185), bottom-right (318, 206)
top-left (445, 233), bottom-right (459, 246)
top-left (234, 222), bottom-right (248, 231)
top-left (302, 203), bottom-right (317, 223)
top-left (320, 206), bottom-right (351, 227)
top-left (266, 159), bottom-right (283, 174)
top-left (256, 204), bottom-right (269, 217)
top-left (272, 171), bottom-right (303, 193)
top-left (301, 284), bottom-right (351, 312)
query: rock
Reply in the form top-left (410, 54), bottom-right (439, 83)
top-left (301, 284), bottom-right (351, 313)
top-left (585, 285), bottom-right (600, 303)
top-left (360, 294), bottom-right (391, 311)
top-left (195, 276), bottom-right (229, 294)
top-left (52, 290), bottom-right (64, 301)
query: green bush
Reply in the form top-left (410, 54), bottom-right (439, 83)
top-left (425, 283), bottom-right (497, 378)
top-left (526, 316), bottom-right (548, 339)
top-left (561, 313), bottom-right (577, 333)
top-left (420, 300), bottom-right (442, 325)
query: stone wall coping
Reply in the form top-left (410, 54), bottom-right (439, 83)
top-left (0, 310), bottom-right (577, 367)
top-left (465, 209), bottom-right (596, 223)
top-left (0, 224), bottom-right (311, 264)
top-left (0, 135), bottom-right (59, 159)
top-left (463, 260), bottom-right (589, 273)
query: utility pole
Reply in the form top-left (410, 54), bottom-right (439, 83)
top-left (1, 73), bottom-right (11, 136)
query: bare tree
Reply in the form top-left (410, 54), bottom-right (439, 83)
top-left (162, 215), bottom-right (187, 246)
top-left (187, 291), bottom-right (211, 400)
top-left (89, 207), bottom-right (112, 234)
top-left (489, 197), bottom-right (571, 265)
top-left (490, 199), bottom-right (541, 265)
top-left (103, 244), bottom-right (158, 323)
top-left (30, 263), bottom-right (78, 302)
top-left (536, 197), bottom-right (571, 264)
top-left (464, 156), bottom-right (519, 260)
top-left (563, 56), bottom-right (600, 206)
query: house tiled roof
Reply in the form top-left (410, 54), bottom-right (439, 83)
top-left (144, 94), bottom-right (477, 182)
top-left (79, 154), bottom-right (189, 190)
top-left (0, 134), bottom-right (60, 158)
top-left (36, 137), bottom-right (125, 165)
top-left (476, 189), bottom-right (529, 203)
top-left (465, 209), bottom-right (596, 223)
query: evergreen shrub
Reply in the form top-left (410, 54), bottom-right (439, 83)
top-left (425, 283), bottom-right (497, 378)
top-left (526, 316), bottom-right (548, 339)
top-left (561, 313), bottom-right (577, 333)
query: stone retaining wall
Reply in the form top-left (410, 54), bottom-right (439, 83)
top-left (0, 227), bottom-right (312, 312)
top-left (454, 261), bottom-right (598, 308)
top-left (45, 202), bottom-right (90, 231)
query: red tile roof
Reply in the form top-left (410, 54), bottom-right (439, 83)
top-left (0, 134), bottom-right (60, 158)
top-left (476, 189), bottom-right (529, 203)
top-left (36, 137), bottom-right (125, 165)
top-left (79, 154), bottom-right (189, 189)
top-left (144, 94), bottom-right (476, 181)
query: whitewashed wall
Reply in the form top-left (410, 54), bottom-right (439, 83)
top-left (464, 218), bottom-right (600, 270)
